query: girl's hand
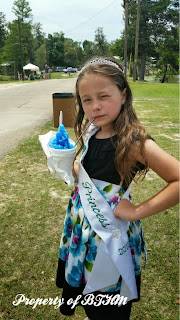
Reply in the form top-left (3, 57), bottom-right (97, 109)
top-left (115, 139), bottom-right (179, 221)
top-left (114, 199), bottom-right (137, 221)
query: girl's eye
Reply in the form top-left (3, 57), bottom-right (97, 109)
top-left (100, 95), bottom-right (109, 98)
top-left (83, 98), bottom-right (91, 103)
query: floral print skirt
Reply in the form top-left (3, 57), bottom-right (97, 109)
top-left (56, 179), bottom-right (146, 315)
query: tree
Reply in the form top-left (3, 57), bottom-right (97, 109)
top-left (33, 22), bottom-right (45, 50)
top-left (9, 0), bottom-right (33, 79)
top-left (3, 19), bottom-right (33, 74)
top-left (94, 27), bottom-right (110, 56)
top-left (64, 38), bottom-right (78, 67)
top-left (155, 26), bottom-right (179, 82)
top-left (133, 0), bottom-right (140, 82)
top-left (75, 44), bottom-right (84, 67)
top-left (127, 0), bottom-right (179, 81)
top-left (3, 21), bottom-right (21, 69)
top-left (109, 39), bottom-right (124, 60)
top-left (0, 12), bottom-right (6, 63)
top-left (151, 0), bottom-right (179, 82)
top-left (48, 32), bottom-right (65, 67)
top-left (123, 0), bottom-right (128, 77)
top-left (0, 12), bottom-right (6, 49)
top-left (34, 44), bottom-right (46, 69)
top-left (82, 40), bottom-right (95, 62)
top-left (12, 0), bottom-right (32, 20)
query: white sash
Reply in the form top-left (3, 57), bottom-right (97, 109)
top-left (78, 129), bottom-right (137, 302)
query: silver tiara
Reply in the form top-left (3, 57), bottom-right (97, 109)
top-left (79, 58), bottom-right (122, 75)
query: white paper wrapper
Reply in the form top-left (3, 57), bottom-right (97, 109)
top-left (39, 131), bottom-right (76, 186)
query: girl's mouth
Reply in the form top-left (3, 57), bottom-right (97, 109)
top-left (95, 115), bottom-right (105, 120)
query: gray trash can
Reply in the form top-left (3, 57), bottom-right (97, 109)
top-left (52, 93), bottom-right (75, 128)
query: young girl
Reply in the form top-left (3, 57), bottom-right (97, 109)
top-left (56, 57), bottom-right (179, 320)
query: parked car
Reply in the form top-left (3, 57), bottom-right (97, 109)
top-left (64, 67), bottom-right (77, 73)
top-left (56, 67), bottom-right (66, 72)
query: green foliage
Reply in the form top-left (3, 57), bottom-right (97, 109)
top-left (82, 40), bottom-right (95, 62)
top-left (64, 38), bottom-right (79, 67)
top-left (0, 75), bottom-right (14, 81)
top-left (0, 0), bottom-right (178, 81)
top-left (3, 20), bottom-right (20, 65)
top-left (94, 27), bottom-right (110, 56)
top-left (0, 12), bottom-right (6, 49)
top-left (3, 19), bottom-right (33, 72)
top-left (34, 44), bottom-right (46, 69)
top-left (109, 38), bottom-right (124, 59)
top-left (154, 27), bottom-right (179, 82)
top-left (127, 0), bottom-right (179, 80)
top-left (12, 0), bottom-right (32, 20)
top-left (32, 22), bottom-right (46, 50)
top-left (47, 32), bottom-right (65, 67)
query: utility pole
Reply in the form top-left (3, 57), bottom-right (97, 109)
top-left (18, 17), bottom-right (24, 80)
top-left (133, 0), bottom-right (141, 82)
top-left (46, 38), bottom-right (49, 64)
top-left (124, 0), bottom-right (128, 78)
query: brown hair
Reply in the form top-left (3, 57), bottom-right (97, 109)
top-left (74, 56), bottom-right (149, 186)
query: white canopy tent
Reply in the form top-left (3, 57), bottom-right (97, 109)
top-left (23, 63), bottom-right (39, 71)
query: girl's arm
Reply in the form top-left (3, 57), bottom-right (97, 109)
top-left (72, 161), bottom-right (79, 182)
top-left (114, 139), bottom-right (180, 221)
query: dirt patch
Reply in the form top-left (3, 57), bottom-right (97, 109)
top-left (159, 133), bottom-right (180, 141)
top-left (146, 169), bottom-right (158, 181)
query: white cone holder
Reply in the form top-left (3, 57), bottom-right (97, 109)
top-left (39, 131), bottom-right (76, 186)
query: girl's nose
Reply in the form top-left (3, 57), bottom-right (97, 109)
top-left (92, 100), bottom-right (101, 111)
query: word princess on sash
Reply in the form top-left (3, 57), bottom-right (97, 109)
top-left (82, 181), bottom-right (110, 229)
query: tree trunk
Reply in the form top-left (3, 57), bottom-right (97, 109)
top-left (18, 18), bottom-right (24, 81)
top-left (133, 0), bottom-right (141, 82)
top-left (139, 50), bottom-right (146, 81)
top-left (161, 64), bottom-right (168, 83)
top-left (124, 0), bottom-right (128, 78)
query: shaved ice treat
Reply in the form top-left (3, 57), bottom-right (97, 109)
top-left (49, 124), bottom-right (74, 149)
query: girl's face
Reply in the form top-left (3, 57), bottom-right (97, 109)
top-left (79, 73), bottom-right (126, 133)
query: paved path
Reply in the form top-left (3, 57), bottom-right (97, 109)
top-left (0, 78), bottom-right (76, 161)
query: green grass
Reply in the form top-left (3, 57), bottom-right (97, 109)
top-left (0, 72), bottom-right (77, 84)
top-left (50, 72), bottom-right (77, 79)
top-left (0, 81), bottom-right (179, 319)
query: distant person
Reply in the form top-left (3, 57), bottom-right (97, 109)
top-left (17, 71), bottom-right (21, 81)
top-left (45, 64), bottom-right (50, 79)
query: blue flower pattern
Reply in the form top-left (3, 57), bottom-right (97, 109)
top-left (69, 224), bottom-right (86, 257)
top-left (67, 260), bottom-right (84, 287)
top-left (59, 247), bottom-right (69, 261)
top-left (59, 179), bottom-right (147, 290)
top-left (63, 217), bottom-right (73, 239)
top-left (86, 237), bottom-right (97, 263)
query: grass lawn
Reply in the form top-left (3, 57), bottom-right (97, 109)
top-left (50, 72), bottom-right (77, 79)
top-left (0, 81), bottom-right (179, 319)
top-left (0, 73), bottom-right (77, 84)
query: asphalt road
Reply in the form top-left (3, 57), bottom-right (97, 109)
top-left (0, 78), bottom-right (76, 161)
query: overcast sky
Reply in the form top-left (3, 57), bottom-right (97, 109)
top-left (1, 0), bottom-right (125, 43)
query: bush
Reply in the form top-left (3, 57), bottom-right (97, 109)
top-left (0, 74), bottom-right (14, 81)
